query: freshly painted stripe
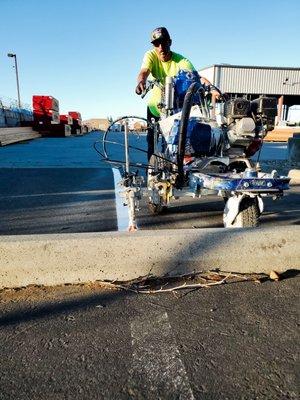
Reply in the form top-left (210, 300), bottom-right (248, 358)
top-left (130, 311), bottom-right (195, 399)
top-left (112, 167), bottom-right (129, 231)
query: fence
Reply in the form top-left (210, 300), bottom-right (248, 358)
top-left (0, 95), bottom-right (31, 110)
top-left (0, 96), bottom-right (33, 128)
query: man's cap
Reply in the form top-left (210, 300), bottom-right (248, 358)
top-left (150, 27), bottom-right (171, 44)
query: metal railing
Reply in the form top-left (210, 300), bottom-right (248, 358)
top-left (0, 95), bottom-right (31, 111)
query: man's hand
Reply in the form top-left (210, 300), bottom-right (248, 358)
top-left (136, 68), bottom-right (150, 95)
top-left (135, 81), bottom-right (146, 95)
top-left (212, 90), bottom-right (229, 102)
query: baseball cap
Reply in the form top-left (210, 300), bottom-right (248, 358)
top-left (150, 27), bottom-right (171, 44)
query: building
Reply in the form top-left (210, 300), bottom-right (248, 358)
top-left (83, 118), bottom-right (110, 131)
top-left (199, 64), bottom-right (300, 124)
top-left (133, 121), bottom-right (147, 132)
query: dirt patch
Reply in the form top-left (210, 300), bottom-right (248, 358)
top-left (0, 281), bottom-right (116, 304)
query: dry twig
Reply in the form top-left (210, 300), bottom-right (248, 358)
top-left (115, 273), bottom-right (231, 294)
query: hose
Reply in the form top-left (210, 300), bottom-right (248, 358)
top-left (97, 115), bottom-right (177, 171)
top-left (102, 115), bottom-right (150, 159)
top-left (177, 82), bottom-right (203, 188)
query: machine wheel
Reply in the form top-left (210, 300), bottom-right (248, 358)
top-left (232, 197), bottom-right (260, 228)
top-left (147, 153), bottom-right (170, 215)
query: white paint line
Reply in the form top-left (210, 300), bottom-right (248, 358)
top-left (112, 167), bottom-right (129, 231)
top-left (130, 311), bottom-right (195, 399)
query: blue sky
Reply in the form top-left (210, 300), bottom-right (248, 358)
top-left (0, 0), bottom-right (299, 120)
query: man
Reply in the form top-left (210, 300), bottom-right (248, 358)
top-left (135, 27), bottom-right (196, 160)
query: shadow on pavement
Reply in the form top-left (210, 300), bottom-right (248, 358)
top-left (0, 288), bottom-right (133, 327)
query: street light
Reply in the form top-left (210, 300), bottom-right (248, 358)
top-left (7, 52), bottom-right (21, 108)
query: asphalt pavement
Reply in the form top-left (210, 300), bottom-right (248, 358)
top-left (0, 276), bottom-right (299, 399)
top-left (0, 131), bottom-right (147, 234)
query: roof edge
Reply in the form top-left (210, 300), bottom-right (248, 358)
top-left (199, 64), bottom-right (300, 71)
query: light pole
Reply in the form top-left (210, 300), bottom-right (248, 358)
top-left (7, 53), bottom-right (21, 108)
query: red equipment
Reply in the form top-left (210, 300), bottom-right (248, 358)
top-left (68, 111), bottom-right (81, 120)
top-left (33, 96), bottom-right (59, 112)
top-left (60, 114), bottom-right (73, 124)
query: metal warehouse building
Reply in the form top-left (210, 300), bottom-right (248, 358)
top-left (199, 64), bottom-right (300, 124)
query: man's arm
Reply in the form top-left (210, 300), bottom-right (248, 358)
top-left (136, 68), bottom-right (150, 95)
top-left (200, 76), bottom-right (224, 100)
top-left (200, 76), bottom-right (211, 86)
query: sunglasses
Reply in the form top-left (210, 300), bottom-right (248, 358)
top-left (153, 39), bottom-right (169, 47)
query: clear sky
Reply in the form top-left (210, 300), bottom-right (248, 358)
top-left (1, 0), bottom-right (299, 120)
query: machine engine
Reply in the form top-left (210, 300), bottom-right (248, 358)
top-left (224, 96), bottom-right (277, 151)
top-left (251, 96), bottom-right (277, 126)
top-left (224, 98), bottom-right (251, 120)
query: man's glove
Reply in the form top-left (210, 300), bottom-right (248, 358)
top-left (135, 81), bottom-right (146, 95)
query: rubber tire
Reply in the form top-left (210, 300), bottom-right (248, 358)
top-left (232, 197), bottom-right (260, 228)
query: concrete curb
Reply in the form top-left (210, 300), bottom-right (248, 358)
top-left (1, 227), bottom-right (299, 289)
top-left (288, 169), bottom-right (300, 184)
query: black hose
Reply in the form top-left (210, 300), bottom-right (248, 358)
top-left (177, 82), bottom-right (202, 188)
top-left (102, 115), bottom-right (150, 159)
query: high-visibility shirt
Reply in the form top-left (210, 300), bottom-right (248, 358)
top-left (141, 49), bottom-right (195, 116)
